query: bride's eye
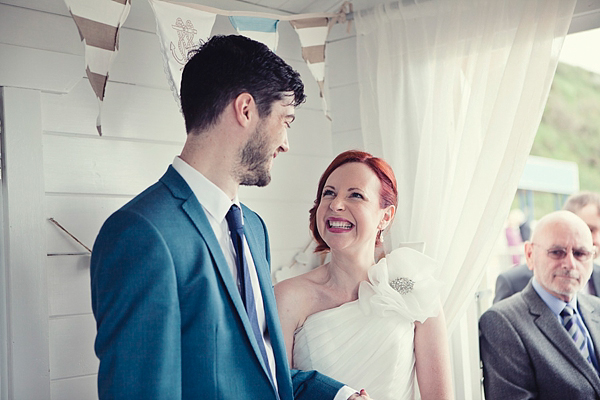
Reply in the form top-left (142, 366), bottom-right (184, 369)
top-left (322, 189), bottom-right (335, 197)
top-left (350, 192), bottom-right (364, 199)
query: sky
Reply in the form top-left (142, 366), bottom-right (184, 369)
top-left (559, 27), bottom-right (600, 75)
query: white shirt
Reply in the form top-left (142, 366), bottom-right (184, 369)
top-left (172, 157), bottom-right (355, 400)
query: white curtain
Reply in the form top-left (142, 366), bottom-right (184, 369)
top-left (355, 0), bottom-right (575, 331)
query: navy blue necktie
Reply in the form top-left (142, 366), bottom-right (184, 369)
top-left (225, 205), bottom-right (275, 386)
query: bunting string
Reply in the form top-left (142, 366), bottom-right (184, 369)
top-left (149, 0), bottom-right (353, 118)
top-left (65, 0), bottom-right (353, 134)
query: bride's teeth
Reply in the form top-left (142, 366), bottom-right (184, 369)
top-left (329, 220), bottom-right (352, 229)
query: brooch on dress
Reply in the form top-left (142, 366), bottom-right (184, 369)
top-left (389, 277), bottom-right (414, 294)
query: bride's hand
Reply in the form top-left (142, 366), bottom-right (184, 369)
top-left (348, 389), bottom-right (373, 399)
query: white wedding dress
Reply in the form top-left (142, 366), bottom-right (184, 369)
top-left (292, 247), bottom-right (443, 400)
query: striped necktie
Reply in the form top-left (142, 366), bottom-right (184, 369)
top-left (225, 205), bottom-right (277, 390)
top-left (560, 304), bottom-right (592, 365)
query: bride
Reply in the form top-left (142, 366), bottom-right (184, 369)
top-left (275, 150), bottom-right (453, 400)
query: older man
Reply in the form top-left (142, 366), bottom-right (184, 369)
top-left (493, 191), bottom-right (600, 303)
top-left (480, 210), bottom-right (600, 399)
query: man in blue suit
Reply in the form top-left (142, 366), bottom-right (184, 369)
top-left (91, 35), bottom-right (369, 400)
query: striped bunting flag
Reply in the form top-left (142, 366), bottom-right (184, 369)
top-left (289, 17), bottom-right (332, 119)
top-left (149, 0), bottom-right (217, 109)
top-left (229, 16), bottom-right (280, 52)
top-left (64, 0), bottom-right (132, 136)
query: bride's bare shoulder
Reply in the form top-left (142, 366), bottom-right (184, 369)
top-left (274, 266), bottom-right (328, 313)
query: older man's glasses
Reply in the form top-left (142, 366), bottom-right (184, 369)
top-left (533, 244), bottom-right (596, 262)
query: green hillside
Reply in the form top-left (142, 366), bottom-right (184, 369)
top-left (516, 62), bottom-right (600, 218)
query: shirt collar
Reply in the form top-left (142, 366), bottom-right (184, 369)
top-left (172, 156), bottom-right (239, 223)
top-left (532, 276), bottom-right (578, 316)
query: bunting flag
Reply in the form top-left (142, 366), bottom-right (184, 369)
top-left (289, 17), bottom-right (332, 119)
top-left (229, 16), bottom-right (280, 52)
top-left (149, 0), bottom-right (217, 108)
top-left (64, 0), bottom-right (132, 135)
top-left (147, 0), bottom-right (350, 116)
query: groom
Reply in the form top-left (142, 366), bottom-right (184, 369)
top-left (90, 35), bottom-right (367, 399)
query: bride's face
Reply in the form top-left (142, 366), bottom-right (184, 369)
top-left (316, 162), bottom-right (390, 252)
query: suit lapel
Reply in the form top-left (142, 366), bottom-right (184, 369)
top-left (243, 210), bottom-right (293, 400)
top-left (160, 167), bottom-right (270, 379)
top-left (525, 284), bottom-right (600, 394)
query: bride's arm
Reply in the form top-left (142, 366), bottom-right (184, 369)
top-left (414, 305), bottom-right (454, 400)
top-left (274, 279), bottom-right (305, 368)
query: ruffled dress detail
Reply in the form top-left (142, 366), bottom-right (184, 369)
top-left (292, 247), bottom-right (444, 400)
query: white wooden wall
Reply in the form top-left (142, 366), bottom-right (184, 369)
top-left (0, 1), bottom-right (338, 398)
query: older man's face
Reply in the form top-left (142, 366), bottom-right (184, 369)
top-left (526, 213), bottom-right (595, 302)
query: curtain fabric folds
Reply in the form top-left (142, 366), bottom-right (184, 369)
top-left (355, 0), bottom-right (576, 331)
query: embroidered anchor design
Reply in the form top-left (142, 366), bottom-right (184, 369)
top-left (170, 17), bottom-right (198, 66)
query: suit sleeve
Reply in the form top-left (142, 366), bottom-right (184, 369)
top-left (479, 308), bottom-right (537, 400)
top-left (291, 369), bottom-right (344, 400)
top-left (493, 273), bottom-right (516, 304)
top-left (90, 210), bottom-right (182, 399)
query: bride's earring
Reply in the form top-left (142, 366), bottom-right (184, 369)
top-left (378, 229), bottom-right (384, 243)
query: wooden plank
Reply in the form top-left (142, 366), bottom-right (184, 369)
top-left (287, 108), bottom-right (333, 157)
top-left (242, 199), bottom-right (314, 251)
top-left (51, 375), bottom-right (97, 400)
top-left (46, 195), bottom-right (130, 255)
top-left (102, 25), bottom-right (171, 90)
top-left (332, 129), bottom-right (364, 155)
top-left (239, 153), bottom-right (331, 202)
top-left (0, 3), bottom-right (82, 55)
top-left (42, 79), bottom-right (186, 140)
top-left (0, 87), bottom-right (51, 398)
top-left (327, 36), bottom-right (358, 88)
top-left (47, 256), bottom-right (93, 318)
top-left (43, 134), bottom-right (181, 196)
top-left (49, 315), bottom-right (98, 380)
top-left (43, 132), bottom-right (329, 201)
top-left (330, 82), bottom-right (361, 133)
top-left (0, 44), bottom-right (82, 93)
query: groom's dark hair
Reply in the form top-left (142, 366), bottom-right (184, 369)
top-left (180, 34), bottom-right (305, 134)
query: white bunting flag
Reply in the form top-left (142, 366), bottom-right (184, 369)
top-left (290, 17), bottom-right (331, 119)
top-left (64, 0), bottom-right (132, 135)
top-left (149, 0), bottom-right (217, 108)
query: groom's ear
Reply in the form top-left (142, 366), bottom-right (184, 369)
top-left (233, 92), bottom-right (257, 128)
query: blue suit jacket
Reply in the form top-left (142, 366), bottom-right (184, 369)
top-left (91, 166), bottom-right (343, 399)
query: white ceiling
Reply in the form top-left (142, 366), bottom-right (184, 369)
top-left (2, 0), bottom-right (599, 34)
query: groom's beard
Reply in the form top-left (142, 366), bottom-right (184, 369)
top-left (235, 120), bottom-right (272, 187)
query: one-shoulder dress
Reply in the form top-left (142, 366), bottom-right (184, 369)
top-left (292, 247), bottom-right (443, 400)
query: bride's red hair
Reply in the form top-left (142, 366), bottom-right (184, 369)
top-left (309, 150), bottom-right (398, 253)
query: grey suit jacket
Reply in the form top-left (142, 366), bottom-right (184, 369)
top-left (480, 282), bottom-right (600, 399)
top-left (493, 263), bottom-right (600, 303)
